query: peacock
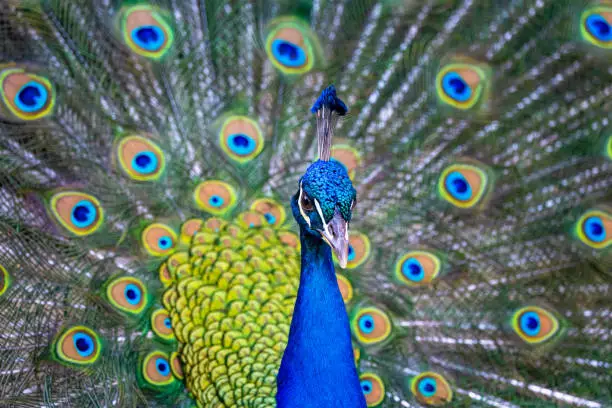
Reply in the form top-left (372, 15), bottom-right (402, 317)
top-left (0, 0), bottom-right (611, 407)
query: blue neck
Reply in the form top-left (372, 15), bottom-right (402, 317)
top-left (276, 231), bottom-right (366, 408)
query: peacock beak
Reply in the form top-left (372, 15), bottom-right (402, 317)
top-left (318, 209), bottom-right (349, 269)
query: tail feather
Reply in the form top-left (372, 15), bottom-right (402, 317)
top-left (0, 0), bottom-right (611, 407)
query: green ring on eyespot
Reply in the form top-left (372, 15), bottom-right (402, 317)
top-left (410, 372), bottom-right (453, 405)
top-left (219, 116), bottom-right (264, 163)
top-left (49, 191), bottom-right (104, 236)
top-left (435, 63), bottom-right (488, 110)
top-left (0, 264), bottom-right (10, 297)
top-left (121, 5), bottom-right (174, 59)
top-left (54, 326), bottom-right (102, 365)
top-left (511, 306), bottom-right (559, 344)
top-left (142, 351), bottom-right (176, 386)
top-left (0, 68), bottom-right (56, 121)
top-left (580, 7), bottom-right (612, 49)
top-left (574, 209), bottom-right (611, 249)
top-left (265, 17), bottom-right (316, 75)
top-left (359, 373), bottom-right (385, 406)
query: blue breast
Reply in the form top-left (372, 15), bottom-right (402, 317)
top-left (276, 235), bottom-right (366, 408)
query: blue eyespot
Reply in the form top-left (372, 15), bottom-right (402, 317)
top-left (444, 171), bottom-right (473, 201)
top-left (131, 151), bottom-right (158, 175)
top-left (131, 26), bottom-right (165, 51)
top-left (70, 200), bottom-right (98, 228)
top-left (155, 357), bottom-right (170, 376)
top-left (157, 235), bottom-right (172, 250)
top-left (418, 378), bottom-right (437, 397)
top-left (208, 195), bottom-right (225, 208)
top-left (124, 283), bottom-right (142, 305)
top-left (264, 212), bottom-right (276, 225)
top-left (348, 245), bottom-right (356, 261)
top-left (164, 317), bottom-right (171, 329)
top-left (227, 133), bottom-right (256, 155)
top-left (519, 311), bottom-right (541, 337)
top-left (583, 216), bottom-right (606, 243)
top-left (271, 39), bottom-right (306, 67)
top-left (358, 314), bottom-right (375, 334)
top-left (73, 333), bottom-right (95, 357)
top-left (586, 14), bottom-right (612, 42)
top-left (402, 258), bottom-right (424, 282)
top-left (360, 379), bottom-right (373, 395)
top-left (15, 81), bottom-right (48, 112)
top-left (442, 72), bottom-right (472, 102)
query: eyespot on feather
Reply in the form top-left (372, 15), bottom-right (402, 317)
top-left (511, 306), bottom-right (560, 345)
top-left (411, 372), bottom-right (453, 406)
top-left (436, 63), bottom-right (488, 110)
top-left (338, 232), bottom-right (370, 269)
top-left (360, 373), bottom-right (385, 406)
top-left (0, 264), bottom-right (10, 297)
top-left (194, 181), bottom-right (237, 216)
top-left (251, 198), bottom-right (286, 227)
top-left (278, 230), bottom-right (299, 249)
top-left (336, 274), bottom-right (354, 304)
top-left (141, 223), bottom-right (177, 257)
top-left (105, 276), bottom-right (149, 316)
top-left (116, 135), bottom-right (165, 181)
top-left (580, 6), bottom-right (612, 49)
top-left (265, 17), bottom-right (318, 75)
top-left (352, 307), bottom-right (392, 345)
top-left (170, 351), bottom-right (184, 380)
top-left (151, 309), bottom-right (175, 341)
top-left (438, 163), bottom-right (490, 208)
top-left (158, 262), bottom-right (173, 287)
top-left (331, 145), bottom-right (362, 180)
top-left (237, 211), bottom-right (265, 229)
top-left (142, 350), bottom-right (176, 386)
top-left (0, 67), bottom-right (55, 121)
top-left (49, 191), bottom-right (104, 236)
top-left (219, 116), bottom-right (264, 163)
top-left (54, 326), bottom-right (101, 366)
top-left (395, 251), bottom-right (442, 286)
top-left (120, 5), bottom-right (174, 59)
top-left (180, 218), bottom-right (203, 244)
top-left (204, 217), bottom-right (228, 232)
top-left (575, 209), bottom-right (611, 249)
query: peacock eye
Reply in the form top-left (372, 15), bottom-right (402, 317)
top-left (301, 192), bottom-right (314, 212)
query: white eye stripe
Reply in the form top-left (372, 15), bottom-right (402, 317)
top-left (314, 199), bottom-right (330, 236)
top-left (298, 184), bottom-right (311, 227)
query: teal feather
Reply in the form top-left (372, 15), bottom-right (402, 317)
top-left (0, 1), bottom-right (611, 407)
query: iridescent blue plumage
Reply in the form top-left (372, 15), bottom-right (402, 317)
top-left (310, 85), bottom-right (348, 115)
top-left (277, 89), bottom-right (364, 407)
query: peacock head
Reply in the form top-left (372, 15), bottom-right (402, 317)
top-left (291, 85), bottom-right (355, 267)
